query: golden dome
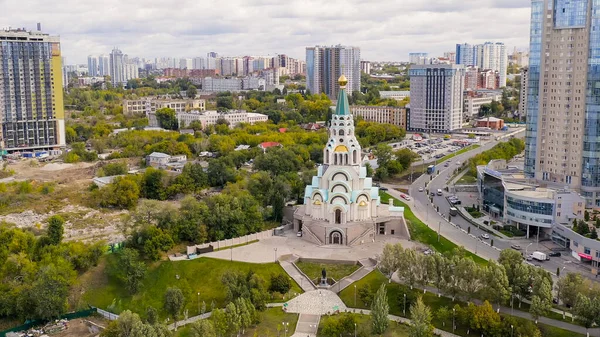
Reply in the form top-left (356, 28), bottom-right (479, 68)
top-left (334, 145), bottom-right (349, 152)
top-left (359, 200), bottom-right (367, 207)
top-left (338, 74), bottom-right (348, 87)
top-left (313, 200), bottom-right (322, 205)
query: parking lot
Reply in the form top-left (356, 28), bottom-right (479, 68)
top-left (388, 135), bottom-right (477, 162)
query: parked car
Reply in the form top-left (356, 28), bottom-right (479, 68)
top-left (418, 187), bottom-right (424, 192)
top-left (549, 251), bottom-right (561, 257)
top-left (511, 244), bottom-right (521, 250)
top-left (401, 194), bottom-right (411, 201)
top-left (430, 192), bottom-right (435, 196)
top-left (480, 233), bottom-right (490, 239)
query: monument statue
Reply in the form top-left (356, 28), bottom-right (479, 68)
top-left (321, 268), bottom-right (327, 279)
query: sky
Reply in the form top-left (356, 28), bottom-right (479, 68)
top-left (1, 0), bottom-right (531, 64)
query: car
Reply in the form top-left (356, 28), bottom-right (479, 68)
top-left (526, 255), bottom-right (533, 261)
top-left (549, 252), bottom-right (561, 257)
top-left (430, 192), bottom-right (435, 197)
top-left (418, 187), bottom-right (424, 192)
top-left (480, 233), bottom-right (490, 239)
top-left (444, 163), bottom-right (450, 167)
top-left (297, 231), bottom-right (302, 237)
top-left (436, 189), bottom-right (443, 196)
top-left (456, 161), bottom-right (461, 165)
top-left (401, 194), bottom-right (411, 201)
top-left (511, 244), bottom-right (522, 250)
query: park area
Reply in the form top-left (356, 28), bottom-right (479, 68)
top-left (81, 256), bottom-right (302, 320)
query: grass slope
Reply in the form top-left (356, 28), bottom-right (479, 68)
top-left (295, 261), bottom-right (360, 282)
top-left (339, 270), bottom-right (584, 337)
top-left (83, 256), bottom-right (302, 319)
top-left (379, 192), bottom-right (487, 265)
top-left (319, 312), bottom-right (411, 337)
top-left (174, 308), bottom-right (298, 337)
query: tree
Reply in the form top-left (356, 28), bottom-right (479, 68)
top-left (269, 273), bottom-right (292, 294)
top-left (155, 108), bottom-right (179, 130)
top-left (379, 243), bottom-right (400, 279)
top-left (47, 215), bottom-right (65, 245)
top-left (164, 287), bottom-right (185, 329)
top-left (409, 296), bottom-right (434, 337)
top-left (374, 143), bottom-right (393, 168)
top-left (557, 272), bottom-right (584, 311)
top-left (435, 307), bottom-right (451, 327)
top-left (530, 278), bottom-right (552, 324)
top-left (190, 319), bottom-right (215, 337)
top-left (29, 262), bottom-right (75, 320)
top-left (574, 293), bottom-right (600, 333)
top-left (225, 302), bottom-right (241, 336)
top-left (371, 284), bottom-right (389, 334)
top-left (101, 310), bottom-right (171, 337)
top-left (584, 210), bottom-right (590, 221)
top-left (591, 227), bottom-right (598, 239)
top-left (358, 284), bottom-right (373, 306)
top-left (146, 306), bottom-right (158, 325)
top-left (187, 85), bottom-right (198, 99)
top-left (117, 248), bottom-right (146, 294)
top-left (65, 126), bottom-right (77, 143)
top-left (210, 308), bottom-right (228, 337)
top-left (99, 176), bottom-right (140, 209)
top-left (480, 261), bottom-right (510, 309)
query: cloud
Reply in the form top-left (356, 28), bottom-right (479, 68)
top-left (0, 0), bottom-right (531, 63)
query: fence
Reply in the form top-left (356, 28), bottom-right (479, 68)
top-left (95, 308), bottom-right (119, 321)
top-left (0, 308), bottom-right (98, 337)
top-left (182, 228), bottom-right (277, 258)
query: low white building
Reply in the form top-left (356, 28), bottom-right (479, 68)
top-left (350, 105), bottom-right (406, 129)
top-left (463, 90), bottom-right (502, 117)
top-left (123, 98), bottom-right (206, 115)
top-left (379, 91), bottom-right (410, 101)
top-left (148, 110), bottom-right (268, 129)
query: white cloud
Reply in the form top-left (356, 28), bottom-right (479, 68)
top-left (0, 0), bottom-right (531, 63)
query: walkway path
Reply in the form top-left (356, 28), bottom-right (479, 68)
top-left (167, 312), bottom-right (211, 331)
top-left (333, 258), bottom-right (377, 293)
top-left (279, 256), bottom-right (316, 292)
top-left (291, 314), bottom-right (320, 337)
top-left (389, 273), bottom-right (598, 336)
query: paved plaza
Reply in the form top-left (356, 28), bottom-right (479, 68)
top-left (284, 289), bottom-right (347, 315)
top-left (203, 231), bottom-right (423, 263)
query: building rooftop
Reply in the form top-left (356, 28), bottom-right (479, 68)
top-left (477, 117), bottom-right (503, 122)
top-left (148, 152), bottom-right (171, 158)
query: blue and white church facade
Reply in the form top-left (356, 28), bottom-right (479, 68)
top-left (293, 75), bottom-right (408, 246)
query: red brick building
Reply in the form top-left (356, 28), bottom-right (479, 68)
top-left (476, 117), bottom-right (504, 130)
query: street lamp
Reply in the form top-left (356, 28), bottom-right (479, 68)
top-left (525, 243), bottom-right (533, 257)
top-left (354, 323), bottom-right (357, 337)
top-left (511, 324), bottom-right (514, 337)
top-left (197, 292), bottom-right (200, 315)
top-left (437, 221), bottom-right (441, 242)
top-left (282, 322), bottom-right (289, 337)
top-left (354, 285), bottom-right (357, 307)
top-left (452, 308), bottom-right (455, 332)
top-left (403, 293), bottom-right (407, 317)
top-left (274, 247), bottom-right (278, 262)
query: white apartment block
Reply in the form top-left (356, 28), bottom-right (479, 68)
top-left (478, 42), bottom-right (508, 88)
top-left (123, 98), bottom-right (206, 116)
top-left (201, 77), bottom-right (242, 92)
top-left (409, 64), bottom-right (465, 132)
top-left (463, 91), bottom-right (502, 117)
top-left (379, 91), bottom-right (410, 101)
top-left (350, 106), bottom-right (406, 129)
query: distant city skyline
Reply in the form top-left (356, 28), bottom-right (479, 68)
top-left (1, 0), bottom-right (531, 64)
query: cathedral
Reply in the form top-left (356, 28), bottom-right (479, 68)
top-left (293, 75), bottom-right (408, 246)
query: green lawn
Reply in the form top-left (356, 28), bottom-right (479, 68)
top-left (318, 312), bottom-right (411, 336)
top-left (455, 174), bottom-right (477, 185)
top-left (295, 260), bottom-right (360, 282)
top-left (439, 145), bottom-right (481, 163)
top-left (339, 270), bottom-right (584, 337)
top-left (174, 308), bottom-right (299, 337)
top-left (83, 257), bottom-right (302, 319)
top-left (379, 192), bottom-right (487, 265)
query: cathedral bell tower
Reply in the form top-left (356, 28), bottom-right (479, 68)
top-left (324, 75), bottom-right (362, 167)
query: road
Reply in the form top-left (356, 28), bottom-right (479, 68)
top-left (385, 129), bottom-right (593, 279)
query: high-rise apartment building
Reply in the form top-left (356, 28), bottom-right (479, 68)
top-left (109, 48), bottom-right (125, 86)
top-left (360, 60), bottom-right (371, 74)
top-left (0, 28), bottom-right (65, 150)
top-left (409, 53), bottom-right (429, 65)
top-left (518, 67), bottom-right (528, 122)
top-left (306, 45), bottom-right (360, 99)
top-left (456, 42), bottom-right (508, 87)
top-left (456, 43), bottom-right (476, 66)
top-left (409, 64), bottom-right (465, 133)
top-left (98, 55), bottom-right (110, 76)
top-left (87, 55), bottom-right (98, 76)
top-left (524, 0), bottom-right (600, 206)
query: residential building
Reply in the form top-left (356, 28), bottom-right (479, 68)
top-left (109, 48), bottom-right (125, 86)
top-left (306, 45), bottom-right (361, 99)
top-left (510, 49), bottom-right (529, 67)
top-left (262, 68), bottom-right (280, 86)
top-left (408, 64), bottom-right (465, 132)
top-left (350, 106), bottom-right (406, 129)
top-left (360, 60), bottom-right (371, 74)
top-left (456, 43), bottom-right (476, 66)
top-left (524, 0), bottom-right (600, 207)
top-left (0, 28), bottom-right (66, 151)
top-left (98, 55), bottom-right (110, 76)
top-left (88, 55), bottom-right (98, 76)
top-left (409, 53), bottom-right (429, 65)
top-left (464, 66), bottom-right (479, 90)
top-left (443, 52), bottom-right (456, 64)
top-left (463, 90), bottom-right (502, 117)
top-left (192, 57), bottom-right (205, 70)
top-left (200, 77), bottom-right (242, 92)
top-left (518, 67), bottom-right (528, 121)
top-left (179, 58), bottom-right (192, 69)
top-left (123, 98), bottom-right (206, 116)
top-left (146, 152), bottom-right (187, 171)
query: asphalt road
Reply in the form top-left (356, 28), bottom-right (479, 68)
top-left (385, 129), bottom-right (597, 279)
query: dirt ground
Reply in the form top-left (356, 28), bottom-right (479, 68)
top-left (0, 159), bottom-right (132, 243)
top-left (52, 316), bottom-right (108, 337)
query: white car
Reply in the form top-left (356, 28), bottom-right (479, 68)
top-left (418, 187), bottom-right (424, 192)
top-left (297, 231), bottom-right (302, 237)
top-left (456, 161), bottom-right (461, 165)
top-left (480, 233), bottom-right (490, 239)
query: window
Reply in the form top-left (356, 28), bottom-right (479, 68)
top-left (574, 241), bottom-right (579, 247)
top-left (585, 247), bottom-right (591, 255)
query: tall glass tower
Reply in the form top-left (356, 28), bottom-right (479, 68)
top-left (525, 0), bottom-right (600, 207)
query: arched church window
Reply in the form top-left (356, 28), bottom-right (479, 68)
top-left (332, 129), bottom-right (336, 136)
top-left (339, 129), bottom-right (345, 136)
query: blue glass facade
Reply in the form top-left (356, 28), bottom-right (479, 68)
top-left (554, 0), bottom-right (588, 28)
top-left (506, 196), bottom-right (554, 216)
top-left (582, 1), bottom-right (600, 204)
top-left (524, 0), bottom-right (544, 177)
top-left (306, 48), bottom-right (315, 94)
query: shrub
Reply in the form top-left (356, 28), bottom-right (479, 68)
top-left (269, 273), bottom-right (292, 294)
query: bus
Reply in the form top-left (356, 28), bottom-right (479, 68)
top-left (427, 165), bottom-right (435, 174)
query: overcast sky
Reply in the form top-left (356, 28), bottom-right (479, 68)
top-left (1, 0), bottom-right (531, 64)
